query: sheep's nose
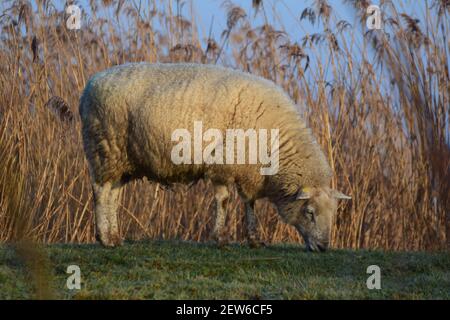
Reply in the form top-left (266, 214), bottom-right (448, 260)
top-left (317, 242), bottom-right (329, 252)
top-left (307, 241), bottom-right (329, 252)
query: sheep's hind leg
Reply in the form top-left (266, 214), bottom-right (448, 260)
top-left (212, 185), bottom-right (230, 247)
top-left (93, 181), bottom-right (123, 247)
top-left (245, 201), bottom-right (264, 248)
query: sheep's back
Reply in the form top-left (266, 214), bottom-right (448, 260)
top-left (79, 63), bottom-right (330, 191)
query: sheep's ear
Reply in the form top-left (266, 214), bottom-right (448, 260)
top-left (296, 187), bottom-right (311, 200)
top-left (332, 190), bottom-right (351, 200)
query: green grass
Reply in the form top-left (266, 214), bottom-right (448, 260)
top-left (0, 241), bottom-right (449, 299)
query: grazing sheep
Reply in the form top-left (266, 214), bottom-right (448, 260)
top-left (79, 62), bottom-right (350, 252)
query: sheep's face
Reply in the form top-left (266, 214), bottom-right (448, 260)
top-left (278, 187), bottom-right (351, 252)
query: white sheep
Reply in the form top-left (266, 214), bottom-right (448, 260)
top-left (79, 63), bottom-right (350, 252)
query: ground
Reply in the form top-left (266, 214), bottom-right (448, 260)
top-left (0, 241), bottom-right (449, 299)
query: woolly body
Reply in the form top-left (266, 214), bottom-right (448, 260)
top-left (79, 63), bottom-right (332, 202)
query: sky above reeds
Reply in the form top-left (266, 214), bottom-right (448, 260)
top-left (23, 0), bottom-right (427, 41)
top-left (193, 0), bottom-right (426, 41)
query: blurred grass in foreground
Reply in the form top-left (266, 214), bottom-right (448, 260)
top-left (0, 241), bottom-right (449, 299)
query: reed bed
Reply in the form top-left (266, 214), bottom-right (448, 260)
top-left (0, 0), bottom-right (448, 250)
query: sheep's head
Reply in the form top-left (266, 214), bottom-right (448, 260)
top-left (277, 187), bottom-right (351, 252)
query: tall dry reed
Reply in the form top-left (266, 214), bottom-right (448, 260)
top-left (0, 0), bottom-right (448, 251)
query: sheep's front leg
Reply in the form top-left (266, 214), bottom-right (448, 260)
top-left (93, 182), bottom-right (122, 247)
top-left (212, 185), bottom-right (229, 246)
top-left (245, 201), bottom-right (263, 248)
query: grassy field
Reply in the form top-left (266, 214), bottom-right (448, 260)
top-left (0, 241), bottom-right (448, 300)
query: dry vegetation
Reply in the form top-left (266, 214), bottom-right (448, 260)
top-left (0, 0), bottom-right (448, 251)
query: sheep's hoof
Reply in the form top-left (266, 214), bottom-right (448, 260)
top-left (248, 238), bottom-right (266, 249)
top-left (211, 233), bottom-right (230, 248)
top-left (97, 233), bottom-right (123, 248)
top-left (217, 239), bottom-right (230, 248)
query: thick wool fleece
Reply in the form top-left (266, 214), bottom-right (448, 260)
top-left (79, 63), bottom-right (332, 200)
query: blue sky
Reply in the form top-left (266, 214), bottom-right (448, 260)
top-left (50, 0), bottom-right (427, 82)
top-left (163, 0), bottom-right (424, 43)
top-left (194, 0), bottom-right (354, 38)
top-left (35, 0), bottom-right (426, 43)
top-left (18, 0), bottom-right (429, 72)
top-left (165, 0), bottom-right (364, 43)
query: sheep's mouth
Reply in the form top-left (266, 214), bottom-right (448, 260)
top-left (305, 240), bottom-right (328, 252)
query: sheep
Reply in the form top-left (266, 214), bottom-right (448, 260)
top-left (79, 62), bottom-right (351, 252)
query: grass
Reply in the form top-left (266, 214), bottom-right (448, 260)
top-left (0, 241), bottom-right (449, 300)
